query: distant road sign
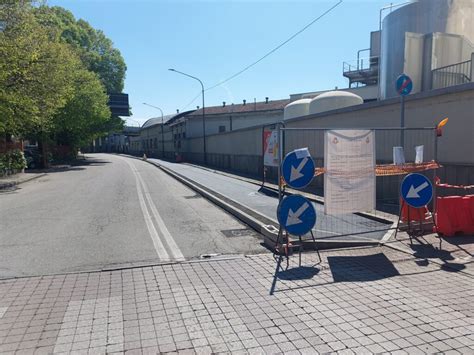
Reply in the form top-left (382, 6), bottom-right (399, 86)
top-left (282, 148), bottom-right (315, 189)
top-left (277, 195), bottom-right (316, 236)
top-left (108, 93), bottom-right (130, 116)
top-left (396, 74), bottom-right (413, 96)
top-left (401, 173), bottom-right (433, 208)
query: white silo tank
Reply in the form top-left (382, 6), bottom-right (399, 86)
top-left (309, 91), bottom-right (363, 115)
top-left (284, 99), bottom-right (311, 120)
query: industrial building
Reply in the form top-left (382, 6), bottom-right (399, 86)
top-left (127, 0), bottom-right (473, 186)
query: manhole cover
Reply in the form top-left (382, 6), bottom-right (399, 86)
top-left (221, 228), bottom-right (254, 238)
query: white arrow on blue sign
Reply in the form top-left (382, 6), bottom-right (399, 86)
top-left (401, 173), bottom-right (433, 208)
top-left (396, 74), bottom-right (413, 96)
top-left (282, 148), bottom-right (315, 189)
top-left (277, 195), bottom-right (316, 236)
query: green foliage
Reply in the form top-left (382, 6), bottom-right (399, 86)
top-left (53, 68), bottom-right (111, 148)
top-left (0, 1), bottom-right (127, 153)
top-left (34, 5), bottom-right (126, 93)
top-left (0, 2), bottom-right (78, 137)
top-left (0, 149), bottom-right (27, 175)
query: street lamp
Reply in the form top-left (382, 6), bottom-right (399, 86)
top-left (143, 102), bottom-right (165, 158)
top-left (168, 68), bottom-right (206, 164)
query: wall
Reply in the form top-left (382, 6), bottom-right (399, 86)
top-left (185, 110), bottom-right (283, 137)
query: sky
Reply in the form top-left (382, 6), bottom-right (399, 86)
top-left (47, 0), bottom-right (390, 126)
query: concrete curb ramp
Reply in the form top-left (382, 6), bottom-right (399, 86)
top-left (140, 157), bottom-right (382, 251)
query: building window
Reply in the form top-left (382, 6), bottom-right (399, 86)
top-left (219, 125), bottom-right (226, 133)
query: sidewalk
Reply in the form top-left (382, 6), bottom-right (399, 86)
top-left (383, 231), bottom-right (474, 277)
top-left (1, 246), bottom-right (473, 354)
top-left (148, 159), bottom-right (391, 243)
top-left (0, 172), bottom-right (47, 191)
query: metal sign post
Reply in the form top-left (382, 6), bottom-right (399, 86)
top-left (277, 123), bottom-right (282, 201)
top-left (396, 74), bottom-right (413, 148)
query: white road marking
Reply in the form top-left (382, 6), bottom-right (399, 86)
top-left (135, 170), bottom-right (185, 261)
top-left (124, 158), bottom-right (184, 261)
top-left (124, 159), bottom-right (171, 261)
top-left (0, 306), bottom-right (7, 318)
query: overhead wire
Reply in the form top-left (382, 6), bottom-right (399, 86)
top-left (179, 0), bottom-right (343, 110)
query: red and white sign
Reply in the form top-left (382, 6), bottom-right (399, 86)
top-left (263, 129), bottom-right (279, 167)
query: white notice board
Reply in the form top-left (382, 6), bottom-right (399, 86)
top-left (324, 130), bottom-right (376, 215)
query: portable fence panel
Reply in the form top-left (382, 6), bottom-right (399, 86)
top-left (280, 127), bottom-right (437, 240)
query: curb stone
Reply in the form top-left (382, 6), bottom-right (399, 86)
top-left (0, 173), bottom-right (47, 191)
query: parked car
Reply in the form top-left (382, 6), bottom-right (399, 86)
top-left (23, 147), bottom-right (42, 169)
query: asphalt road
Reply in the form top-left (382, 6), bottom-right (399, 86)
top-left (151, 159), bottom-right (390, 241)
top-left (0, 154), bottom-right (265, 278)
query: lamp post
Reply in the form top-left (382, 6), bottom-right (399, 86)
top-left (143, 103), bottom-right (165, 158)
top-left (168, 68), bottom-right (206, 164)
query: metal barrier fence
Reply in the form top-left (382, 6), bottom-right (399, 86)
top-left (268, 126), bottom-right (439, 240)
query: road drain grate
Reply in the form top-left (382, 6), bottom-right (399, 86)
top-left (221, 228), bottom-right (254, 238)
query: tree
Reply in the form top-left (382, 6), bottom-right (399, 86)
top-left (53, 68), bottom-right (111, 149)
top-left (1, 2), bottom-right (127, 165)
top-left (0, 1), bottom-right (78, 138)
top-left (33, 5), bottom-right (126, 93)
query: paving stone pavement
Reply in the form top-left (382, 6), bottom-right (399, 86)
top-left (0, 246), bottom-right (473, 354)
top-left (384, 231), bottom-right (474, 277)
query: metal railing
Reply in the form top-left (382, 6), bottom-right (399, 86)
top-left (343, 56), bottom-right (379, 74)
top-left (432, 60), bottom-right (472, 90)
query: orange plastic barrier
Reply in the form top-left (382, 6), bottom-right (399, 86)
top-left (400, 198), bottom-right (429, 223)
top-left (435, 195), bottom-right (474, 237)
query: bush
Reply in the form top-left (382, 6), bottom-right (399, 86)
top-left (0, 149), bottom-right (27, 176)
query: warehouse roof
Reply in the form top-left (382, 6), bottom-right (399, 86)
top-left (141, 110), bottom-right (194, 129)
top-left (187, 98), bottom-right (289, 116)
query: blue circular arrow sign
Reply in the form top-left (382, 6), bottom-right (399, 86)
top-left (282, 148), bottom-right (315, 189)
top-left (277, 195), bottom-right (316, 236)
top-left (401, 173), bottom-right (433, 208)
top-left (396, 74), bottom-right (413, 96)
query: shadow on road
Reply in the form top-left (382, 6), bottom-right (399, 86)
top-left (25, 157), bottom-right (111, 174)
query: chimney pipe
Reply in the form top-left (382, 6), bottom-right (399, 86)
top-left (176, 109), bottom-right (179, 113)
top-left (196, 106), bottom-right (200, 109)
top-left (265, 97), bottom-right (269, 103)
top-left (223, 101), bottom-right (226, 107)
top-left (243, 99), bottom-right (246, 105)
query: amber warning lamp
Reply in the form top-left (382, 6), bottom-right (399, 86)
top-left (436, 117), bottom-right (448, 136)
